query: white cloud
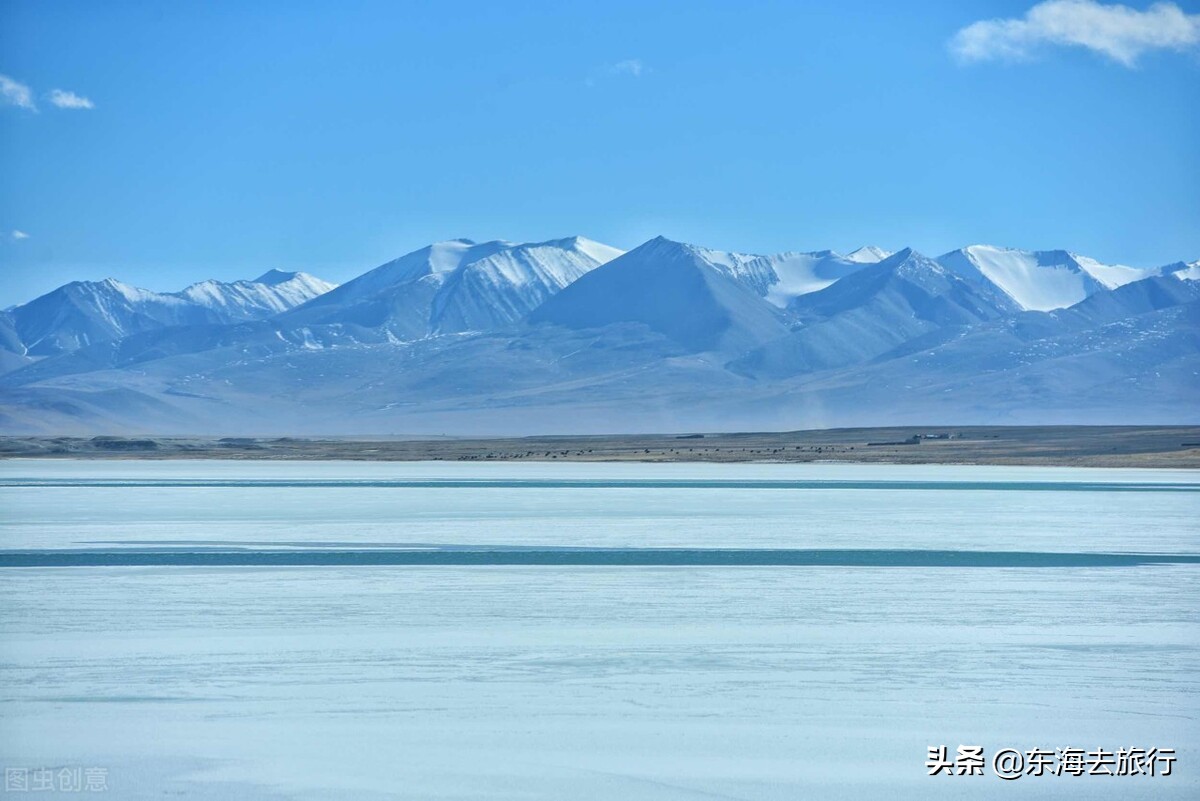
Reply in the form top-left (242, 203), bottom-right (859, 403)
top-left (46, 89), bottom-right (94, 109)
top-left (609, 59), bottom-right (645, 78)
top-left (10, 230), bottom-right (30, 241)
top-left (950, 0), bottom-right (1200, 67)
top-left (0, 74), bottom-right (36, 110)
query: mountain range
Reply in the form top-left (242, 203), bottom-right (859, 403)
top-left (1, 235), bottom-right (1196, 435)
top-left (0, 270), bottom-right (334, 368)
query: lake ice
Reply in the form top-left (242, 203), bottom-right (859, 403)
top-left (1, 460), bottom-right (1197, 799)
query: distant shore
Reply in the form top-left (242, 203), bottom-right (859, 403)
top-left (2, 426), bottom-right (1199, 468)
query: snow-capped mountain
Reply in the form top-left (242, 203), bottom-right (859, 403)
top-left (284, 237), bottom-right (623, 340)
top-left (732, 248), bottom-right (1021, 377)
top-left (6, 278), bottom-right (207, 359)
top-left (1, 271), bottom-right (334, 362)
top-left (844, 245), bottom-right (893, 263)
top-left (178, 270), bottom-right (336, 319)
top-left (714, 249), bottom-right (887, 309)
top-left (1164, 260), bottom-right (1200, 282)
top-left (529, 238), bottom-right (892, 339)
top-left (0, 234), bottom-right (1195, 435)
top-left (936, 245), bottom-right (1150, 311)
top-left (794, 248), bottom-right (1020, 323)
top-left (529, 236), bottom-right (792, 354)
top-left (1052, 271), bottom-right (1200, 325)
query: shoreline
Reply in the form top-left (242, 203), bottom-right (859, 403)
top-left (3, 425), bottom-right (1199, 468)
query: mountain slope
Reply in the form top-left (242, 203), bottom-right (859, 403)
top-left (845, 246), bottom-right (893, 263)
top-left (4, 294), bottom-right (1193, 435)
top-left (1052, 272), bottom-right (1200, 327)
top-left (937, 245), bottom-right (1150, 312)
top-left (178, 270), bottom-right (336, 319)
top-left (1163, 260), bottom-right (1200, 282)
top-left (4, 271), bottom-right (334, 361)
top-left (722, 250), bottom-right (884, 308)
top-left (733, 248), bottom-right (1021, 377)
top-left (0, 314), bottom-right (29, 373)
top-left (528, 237), bottom-right (792, 354)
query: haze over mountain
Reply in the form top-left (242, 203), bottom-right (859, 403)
top-left (0, 236), bottom-right (1195, 435)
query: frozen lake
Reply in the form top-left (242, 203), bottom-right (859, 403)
top-left (1, 460), bottom-right (1198, 799)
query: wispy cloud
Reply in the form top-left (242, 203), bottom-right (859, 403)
top-left (0, 74), bottom-right (36, 110)
top-left (586, 58), bottom-right (648, 87)
top-left (609, 58), bottom-right (645, 78)
top-left (950, 0), bottom-right (1200, 67)
top-left (10, 230), bottom-right (30, 241)
top-left (0, 75), bottom-right (95, 111)
top-left (46, 89), bottom-right (94, 110)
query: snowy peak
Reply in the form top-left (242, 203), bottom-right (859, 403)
top-left (621, 236), bottom-right (759, 275)
top-left (255, 269), bottom-right (298, 285)
top-left (63, 279), bottom-right (173, 314)
top-left (937, 245), bottom-right (1101, 312)
top-left (597, 236), bottom-right (791, 300)
top-left (743, 251), bottom-right (873, 308)
top-left (462, 237), bottom-right (625, 290)
top-left (937, 244), bottom-right (1156, 311)
top-left (529, 236), bottom-right (790, 354)
top-left (1166, 260), bottom-right (1200, 282)
top-left (286, 236), bottom-right (625, 337)
top-left (178, 271), bottom-right (336, 319)
top-left (5, 270), bottom-right (335, 359)
top-left (874, 246), bottom-right (921, 269)
top-left (539, 236), bottom-right (625, 266)
top-left (312, 237), bottom-right (608, 305)
top-left (843, 245), bottom-right (893, 263)
top-left (11, 279), bottom-right (204, 357)
top-left (874, 247), bottom-right (945, 280)
top-left (251, 268), bottom-right (333, 289)
top-left (330, 239), bottom-right (511, 301)
top-left (731, 248), bottom-right (1021, 380)
top-left (1067, 254), bottom-right (1150, 290)
top-left (614, 237), bottom-right (877, 309)
top-left (874, 247), bottom-right (1005, 297)
top-left (431, 237), bottom-right (625, 332)
top-left (92, 277), bottom-right (141, 296)
top-left (794, 246), bottom-right (1020, 322)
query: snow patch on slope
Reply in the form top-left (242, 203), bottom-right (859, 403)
top-left (938, 245), bottom-right (1156, 311)
top-left (938, 246), bottom-right (1098, 311)
top-left (1170, 261), bottom-right (1200, 282)
top-left (1070, 254), bottom-right (1151, 289)
top-left (633, 242), bottom-right (882, 309)
top-left (757, 252), bottom-right (877, 308)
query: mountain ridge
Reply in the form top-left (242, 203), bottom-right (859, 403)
top-left (1, 271), bottom-right (335, 364)
top-left (1, 234), bottom-right (1195, 434)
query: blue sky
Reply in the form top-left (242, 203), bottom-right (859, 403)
top-left (1, 0), bottom-right (1198, 305)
